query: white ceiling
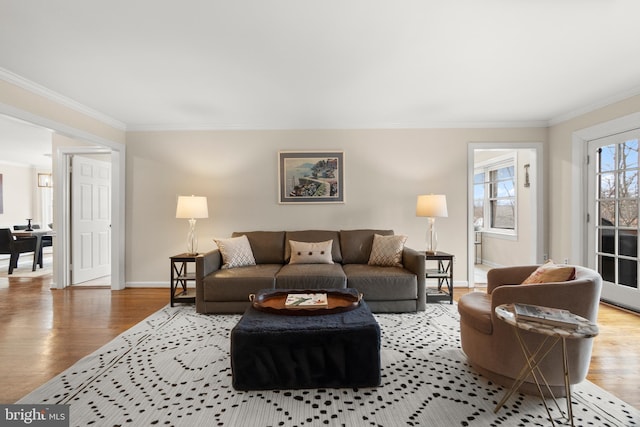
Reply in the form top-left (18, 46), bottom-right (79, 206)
top-left (0, 115), bottom-right (52, 168)
top-left (1, 0), bottom-right (640, 131)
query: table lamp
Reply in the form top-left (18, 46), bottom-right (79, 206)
top-left (176, 195), bottom-right (209, 255)
top-left (416, 194), bottom-right (448, 254)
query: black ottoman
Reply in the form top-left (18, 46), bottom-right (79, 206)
top-left (230, 288), bottom-right (381, 390)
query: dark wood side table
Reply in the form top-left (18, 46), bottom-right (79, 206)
top-left (170, 253), bottom-right (201, 306)
top-left (425, 251), bottom-right (454, 304)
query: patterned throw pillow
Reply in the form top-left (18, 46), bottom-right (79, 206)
top-left (289, 240), bottom-right (334, 264)
top-left (214, 235), bottom-right (256, 269)
top-left (368, 234), bottom-right (407, 267)
top-left (521, 260), bottom-right (576, 284)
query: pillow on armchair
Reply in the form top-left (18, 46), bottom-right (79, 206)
top-left (521, 260), bottom-right (576, 284)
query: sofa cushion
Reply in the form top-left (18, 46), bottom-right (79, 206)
top-left (203, 264), bottom-right (281, 302)
top-left (368, 234), bottom-right (407, 267)
top-left (214, 235), bottom-right (256, 269)
top-left (340, 229), bottom-right (394, 264)
top-left (343, 264), bottom-right (416, 301)
top-left (521, 260), bottom-right (576, 284)
top-left (276, 263), bottom-right (347, 289)
top-left (232, 231), bottom-right (286, 264)
top-left (457, 292), bottom-right (493, 335)
top-left (284, 230), bottom-right (342, 263)
top-left (289, 240), bottom-right (334, 264)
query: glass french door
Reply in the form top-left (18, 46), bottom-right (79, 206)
top-left (588, 128), bottom-right (640, 310)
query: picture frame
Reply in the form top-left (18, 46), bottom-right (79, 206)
top-left (278, 151), bottom-right (345, 204)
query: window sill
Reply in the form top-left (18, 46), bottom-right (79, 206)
top-left (480, 230), bottom-right (518, 241)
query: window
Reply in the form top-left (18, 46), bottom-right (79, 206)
top-left (583, 118), bottom-right (640, 311)
top-left (474, 154), bottom-right (517, 235)
top-left (595, 138), bottom-right (639, 288)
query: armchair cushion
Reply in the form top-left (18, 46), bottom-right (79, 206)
top-left (457, 292), bottom-right (493, 335)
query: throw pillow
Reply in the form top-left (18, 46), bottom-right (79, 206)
top-left (214, 235), bottom-right (256, 269)
top-left (521, 260), bottom-right (576, 284)
top-left (289, 240), bottom-right (334, 264)
top-left (368, 234), bottom-right (407, 267)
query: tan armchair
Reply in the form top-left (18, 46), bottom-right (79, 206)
top-left (458, 265), bottom-right (602, 396)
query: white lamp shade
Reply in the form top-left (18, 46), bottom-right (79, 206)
top-left (416, 194), bottom-right (448, 218)
top-left (176, 195), bottom-right (209, 219)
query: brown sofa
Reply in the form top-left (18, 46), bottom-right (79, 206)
top-left (195, 229), bottom-right (426, 314)
top-left (457, 264), bottom-right (602, 396)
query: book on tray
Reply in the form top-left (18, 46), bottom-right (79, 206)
top-left (285, 293), bottom-right (328, 307)
top-left (513, 303), bottom-right (582, 329)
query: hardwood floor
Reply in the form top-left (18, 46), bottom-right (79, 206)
top-left (0, 275), bottom-right (167, 403)
top-left (1, 276), bottom-right (638, 409)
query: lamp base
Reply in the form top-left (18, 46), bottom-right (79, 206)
top-left (426, 218), bottom-right (437, 254)
top-left (186, 218), bottom-right (198, 255)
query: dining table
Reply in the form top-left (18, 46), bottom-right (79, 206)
top-left (12, 229), bottom-right (55, 271)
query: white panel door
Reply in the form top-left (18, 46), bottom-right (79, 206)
top-left (72, 155), bottom-right (111, 284)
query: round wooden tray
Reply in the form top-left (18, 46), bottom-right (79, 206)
top-left (249, 290), bottom-right (362, 316)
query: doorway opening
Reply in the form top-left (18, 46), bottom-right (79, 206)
top-left (69, 154), bottom-right (112, 287)
top-left (0, 105), bottom-right (125, 291)
top-left (55, 146), bottom-right (122, 290)
top-left (467, 142), bottom-right (544, 288)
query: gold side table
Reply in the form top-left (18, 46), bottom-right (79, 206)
top-left (494, 304), bottom-right (599, 427)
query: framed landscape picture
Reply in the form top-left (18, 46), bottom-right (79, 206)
top-left (278, 151), bottom-right (345, 204)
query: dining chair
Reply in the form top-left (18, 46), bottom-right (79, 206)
top-left (13, 224), bottom-right (51, 266)
top-left (0, 228), bottom-right (38, 274)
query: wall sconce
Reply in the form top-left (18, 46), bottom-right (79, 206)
top-left (38, 173), bottom-right (53, 188)
top-left (524, 164), bottom-right (530, 188)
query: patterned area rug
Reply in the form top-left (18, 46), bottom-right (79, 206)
top-left (18, 304), bottom-right (639, 426)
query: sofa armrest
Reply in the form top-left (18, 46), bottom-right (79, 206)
top-left (202, 249), bottom-right (222, 275)
top-left (487, 265), bottom-right (538, 294)
top-left (195, 249), bottom-right (222, 313)
top-left (402, 247), bottom-right (426, 311)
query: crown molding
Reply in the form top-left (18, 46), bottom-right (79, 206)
top-left (127, 119), bottom-right (550, 132)
top-left (549, 85), bottom-right (640, 127)
top-left (0, 67), bottom-right (126, 131)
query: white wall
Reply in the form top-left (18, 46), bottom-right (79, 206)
top-left (548, 94), bottom-right (640, 264)
top-left (126, 127), bottom-right (547, 286)
top-left (0, 163), bottom-right (35, 228)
